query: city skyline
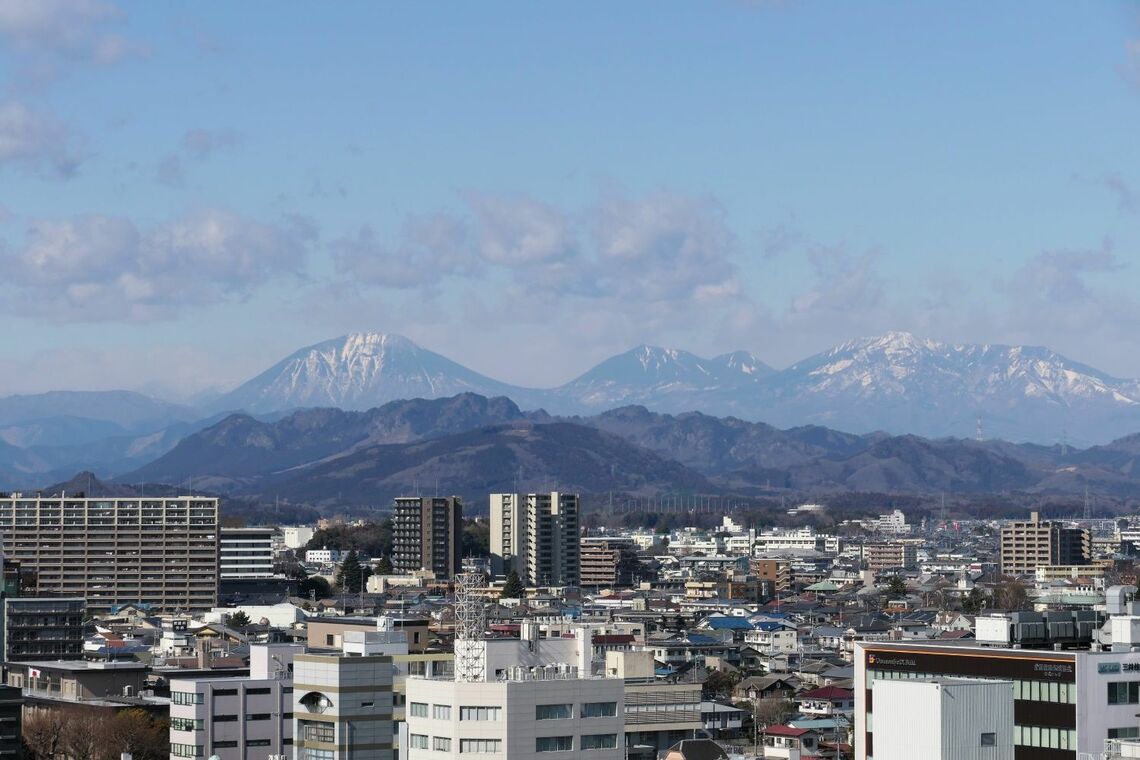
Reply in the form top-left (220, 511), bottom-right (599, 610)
top-left (1, 2), bottom-right (1138, 398)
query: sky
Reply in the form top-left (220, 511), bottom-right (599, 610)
top-left (1, 1), bottom-right (1139, 399)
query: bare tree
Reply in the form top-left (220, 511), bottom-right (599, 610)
top-left (59, 707), bottom-right (106, 760)
top-left (23, 707), bottom-right (67, 760)
top-left (753, 697), bottom-right (794, 729)
top-left (107, 708), bottom-right (169, 760)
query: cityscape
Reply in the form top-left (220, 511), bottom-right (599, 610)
top-left (2, 3), bottom-right (1140, 760)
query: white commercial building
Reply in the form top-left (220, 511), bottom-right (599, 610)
top-left (305, 548), bottom-right (342, 565)
top-left (870, 679), bottom-right (1013, 760)
top-left (219, 527), bottom-right (277, 579)
top-left (169, 644), bottom-right (303, 760)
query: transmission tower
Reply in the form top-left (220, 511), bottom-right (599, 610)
top-left (453, 570), bottom-right (487, 682)
top-left (975, 415), bottom-right (983, 442)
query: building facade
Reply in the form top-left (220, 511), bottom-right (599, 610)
top-left (491, 492), bottom-right (580, 586)
top-left (862, 542), bottom-right (919, 572)
top-left (2, 597), bottom-right (85, 663)
top-left (580, 537), bottom-right (638, 588)
top-left (0, 495), bottom-right (219, 613)
top-left (293, 647), bottom-right (395, 760)
top-left (392, 497), bottom-right (462, 579)
top-left (219, 527), bottom-right (276, 580)
top-left (1000, 512), bottom-right (1090, 577)
top-left (168, 644), bottom-right (301, 760)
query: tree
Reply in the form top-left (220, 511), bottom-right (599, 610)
top-left (22, 707), bottom-right (66, 760)
top-left (60, 707), bottom-right (104, 760)
top-left (462, 519), bottom-right (490, 557)
top-left (501, 569), bottom-right (525, 599)
top-left (298, 575), bottom-right (332, 599)
top-left (336, 549), bottom-right (364, 591)
top-left (753, 697), bottom-right (794, 729)
top-left (702, 668), bottom-right (740, 700)
top-left (885, 575), bottom-right (908, 598)
top-left (376, 555), bottom-right (393, 575)
top-left (961, 586), bottom-right (987, 614)
top-left (994, 578), bottom-right (1028, 610)
top-left (227, 610), bottom-right (251, 629)
top-left (107, 708), bottom-right (169, 760)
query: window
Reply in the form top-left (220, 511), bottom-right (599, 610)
top-left (980, 733), bottom-right (995, 747)
top-left (213, 742), bottom-right (237, 750)
top-left (433, 704), bottom-right (452, 720)
top-left (170, 717), bottom-right (203, 732)
top-left (410, 702), bottom-right (428, 718)
top-left (214, 688), bottom-right (238, 697)
top-left (247, 688), bottom-right (271, 695)
top-left (1110, 728), bottom-right (1140, 739)
top-left (326, 634), bottom-right (336, 646)
top-left (460, 739), bottom-right (502, 753)
top-left (246, 740), bottom-right (271, 747)
top-left (246, 714), bottom-right (271, 721)
top-left (213, 715), bottom-right (237, 722)
top-left (410, 735), bottom-right (428, 750)
top-left (536, 704), bottom-right (573, 720)
top-left (581, 702), bottom-right (617, 718)
top-left (460, 706), bottom-right (501, 721)
top-left (1108, 682), bottom-right (1140, 704)
top-left (433, 737), bottom-right (452, 751)
top-left (170, 743), bottom-right (203, 758)
top-left (171, 691), bottom-right (204, 705)
top-left (361, 701), bottom-right (374, 708)
top-left (301, 721), bottom-right (335, 743)
top-left (536, 736), bottom-right (573, 752)
top-left (301, 749), bottom-right (334, 760)
top-left (582, 734), bottom-right (617, 750)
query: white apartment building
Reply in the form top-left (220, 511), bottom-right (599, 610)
top-left (490, 492), bottom-right (580, 585)
top-left (744, 624), bottom-right (798, 655)
top-left (873, 509), bottom-right (910, 535)
top-left (219, 527), bottom-right (277, 579)
top-left (752, 528), bottom-right (840, 554)
top-left (169, 644), bottom-right (302, 760)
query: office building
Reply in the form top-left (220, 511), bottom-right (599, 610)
top-left (1000, 511), bottom-right (1089, 577)
top-left (293, 637), bottom-right (397, 760)
top-left (580, 537), bottom-right (639, 587)
top-left (0, 495), bottom-right (219, 613)
top-left (219, 527), bottom-right (276, 580)
top-left (2, 597), bottom-right (85, 663)
top-left (169, 644), bottom-right (302, 760)
top-left (392, 497), bottom-right (462, 579)
top-left (490, 492), bottom-right (580, 586)
top-left (404, 620), bottom-right (624, 760)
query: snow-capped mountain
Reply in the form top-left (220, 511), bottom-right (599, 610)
top-left (552, 345), bottom-right (774, 410)
top-left (750, 331), bottom-right (1140, 443)
top-left (201, 330), bottom-right (1140, 443)
top-left (210, 333), bottom-right (527, 414)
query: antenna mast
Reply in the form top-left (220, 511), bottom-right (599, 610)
top-left (453, 569), bottom-right (486, 682)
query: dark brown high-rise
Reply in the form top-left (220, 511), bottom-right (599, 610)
top-left (392, 496), bottom-right (462, 579)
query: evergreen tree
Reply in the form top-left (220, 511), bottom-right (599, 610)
top-left (501, 569), bottom-right (525, 599)
top-left (226, 610), bottom-right (251, 629)
top-left (376, 555), bottom-right (393, 575)
top-left (337, 550), bottom-right (363, 591)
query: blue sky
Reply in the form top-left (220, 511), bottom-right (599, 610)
top-left (1, 1), bottom-right (1139, 397)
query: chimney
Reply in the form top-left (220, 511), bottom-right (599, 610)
top-left (196, 638), bottom-right (209, 669)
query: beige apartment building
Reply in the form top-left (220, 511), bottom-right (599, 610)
top-left (1000, 511), bottom-right (1090, 577)
top-left (0, 495), bottom-right (219, 613)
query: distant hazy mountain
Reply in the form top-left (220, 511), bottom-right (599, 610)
top-left (211, 333), bottom-right (527, 414)
top-left (114, 392), bottom-right (1140, 508)
top-left (0, 390), bottom-right (195, 430)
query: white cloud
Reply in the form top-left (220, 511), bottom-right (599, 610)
top-left (0, 0), bottom-right (143, 81)
top-left (0, 209), bottom-right (312, 322)
top-left (332, 214), bottom-right (479, 289)
top-left (0, 101), bottom-right (84, 177)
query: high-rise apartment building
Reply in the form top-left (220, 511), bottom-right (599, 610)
top-left (0, 495), bottom-right (219, 613)
top-left (580, 537), bottom-right (638, 588)
top-left (392, 497), bottom-right (462, 579)
top-left (491, 492), bottom-right (580, 586)
top-left (862, 541), bottom-right (919, 572)
top-left (1000, 511), bottom-right (1090, 577)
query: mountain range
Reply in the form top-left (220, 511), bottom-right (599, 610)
top-left (121, 392), bottom-right (1140, 510)
top-left (3, 330), bottom-right (1140, 488)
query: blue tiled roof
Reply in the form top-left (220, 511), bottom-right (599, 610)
top-left (706, 616), bottom-right (754, 630)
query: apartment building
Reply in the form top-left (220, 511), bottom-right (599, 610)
top-left (0, 495), bottom-right (219, 613)
top-left (392, 497), bottom-right (462, 579)
top-left (862, 542), bottom-right (918, 572)
top-left (490, 492), bottom-right (580, 586)
top-left (750, 559), bottom-right (792, 593)
top-left (2, 597), bottom-right (85, 663)
top-left (219, 527), bottom-right (276, 580)
top-left (580, 537), bottom-right (639, 588)
top-left (1000, 511), bottom-right (1089, 577)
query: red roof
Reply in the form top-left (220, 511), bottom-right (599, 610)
top-left (799, 685), bottom-right (854, 700)
top-left (593, 634), bottom-right (635, 644)
top-left (764, 725), bottom-right (813, 738)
